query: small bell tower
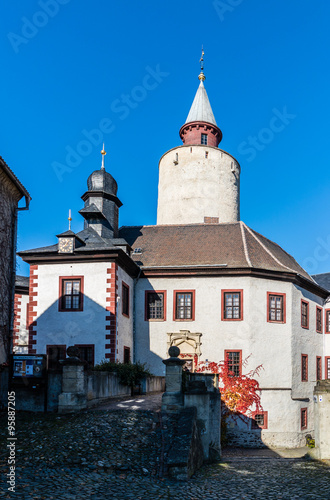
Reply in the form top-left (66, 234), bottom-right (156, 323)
top-left (79, 146), bottom-right (122, 238)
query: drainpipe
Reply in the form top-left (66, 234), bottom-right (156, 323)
top-left (133, 269), bottom-right (142, 363)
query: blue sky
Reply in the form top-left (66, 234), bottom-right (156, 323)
top-left (2, 0), bottom-right (330, 277)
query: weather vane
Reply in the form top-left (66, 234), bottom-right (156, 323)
top-left (101, 143), bottom-right (106, 170)
top-left (200, 46), bottom-right (204, 71)
top-left (199, 46), bottom-right (205, 81)
top-left (68, 209), bottom-right (72, 231)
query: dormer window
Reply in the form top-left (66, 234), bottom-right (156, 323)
top-left (201, 133), bottom-right (208, 145)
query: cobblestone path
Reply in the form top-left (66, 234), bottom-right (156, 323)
top-left (1, 403), bottom-right (330, 499)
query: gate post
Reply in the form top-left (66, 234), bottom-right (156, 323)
top-left (313, 380), bottom-right (330, 460)
top-left (161, 346), bottom-right (185, 412)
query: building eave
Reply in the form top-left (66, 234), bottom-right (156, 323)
top-left (19, 249), bottom-right (140, 278)
top-left (0, 156), bottom-right (31, 208)
top-left (137, 266), bottom-right (329, 299)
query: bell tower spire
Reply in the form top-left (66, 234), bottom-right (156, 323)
top-left (156, 52), bottom-right (240, 226)
top-left (179, 50), bottom-right (222, 147)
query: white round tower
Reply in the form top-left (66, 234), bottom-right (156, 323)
top-left (156, 65), bottom-right (240, 225)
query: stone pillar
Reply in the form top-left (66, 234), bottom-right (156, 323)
top-left (184, 375), bottom-right (221, 462)
top-left (184, 380), bottom-right (210, 460)
top-left (162, 346), bottom-right (185, 413)
top-left (58, 346), bottom-right (87, 413)
top-left (312, 380), bottom-right (330, 460)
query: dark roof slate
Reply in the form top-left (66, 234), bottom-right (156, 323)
top-left (15, 275), bottom-right (29, 288)
top-left (312, 273), bottom-right (330, 292)
top-left (19, 227), bottom-right (122, 255)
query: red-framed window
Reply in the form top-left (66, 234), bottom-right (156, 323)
top-left (123, 346), bottom-right (130, 364)
top-left (75, 344), bottom-right (95, 368)
top-left (267, 292), bottom-right (286, 323)
top-left (59, 276), bottom-right (84, 312)
top-left (173, 290), bottom-right (195, 321)
top-left (316, 356), bottom-right (322, 381)
top-left (326, 357), bottom-right (330, 380)
top-left (47, 344), bottom-right (66, 370)
top-left (301, 300), bottom-right (309, 329)
top-left (326, 309), bottom-right (330, 334)
top-left (251, 411), bottom-right (268, 429)
top-left (301, 354), bottom-right (308, 382)
top-left (301, 408), bottom-right (307, 430)
top-left (145, 291), bottom-right (166, 321)
top-left (122, 282), bottom-right (130, 318)
top-left (224, 350), bottom-right (242, 377)
top-left (222, 290), bottom-right (243, 321)
top-left (316, 306), bottom-right (323, 333)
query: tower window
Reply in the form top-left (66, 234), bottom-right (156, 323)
top-left (201, 133), bottom-right (208, 145)
top-left (205, 151), bottom-right (208, 158)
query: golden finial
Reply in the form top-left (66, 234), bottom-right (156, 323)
top-left (68, 209), bottom-right (72, 231)
top-left (101, 143), bottom-right (106, 170)
top-left (198, 46), bottom-right (205, 81)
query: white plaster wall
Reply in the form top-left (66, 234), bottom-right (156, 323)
top-left (135, 276), bottom-right (293, 384)
top-left (35, 262), bottom-right (110, 364)
top-left (227, 391), bottom-right (314, 448)
top-left (116, 267), bottom-right (134, 363)
top-left (291, 286), bottom-right (325, 398)
top-left (157, 145), bottom-right (240, 225)
top-left (134, 275), bottom-right (325, 447)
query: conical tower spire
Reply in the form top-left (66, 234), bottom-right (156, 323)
top-left (179, 50), bottom-right (222, 147)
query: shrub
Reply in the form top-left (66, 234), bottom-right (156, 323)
top-left (92, 361), bottom-right (152, 387)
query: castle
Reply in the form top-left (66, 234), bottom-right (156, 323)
top-left (18, 62), bottom-right (330, 447)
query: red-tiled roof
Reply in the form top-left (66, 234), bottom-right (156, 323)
top-left (119, 221), bottom-right (313, 282)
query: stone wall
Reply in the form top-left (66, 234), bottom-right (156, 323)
top-left (0, 367), bottom-right (164, 412)
top-left (86, 373), bottom-right (165, 407)
top-left (0, 170), bottom-right (21, 364)
top-left (164, 407), bottom-right (204, 480)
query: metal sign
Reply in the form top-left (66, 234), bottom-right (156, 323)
top-left (12, 354), bottom-right (46, 380)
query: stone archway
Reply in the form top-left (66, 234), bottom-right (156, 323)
top-left (167, 330), bottom-right (202, 371)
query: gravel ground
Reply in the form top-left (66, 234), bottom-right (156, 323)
top-left (1, 403), bottom-right (330, 499)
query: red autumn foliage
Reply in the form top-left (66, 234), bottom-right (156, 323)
top-left (193, 354), bottom-right (263, 417)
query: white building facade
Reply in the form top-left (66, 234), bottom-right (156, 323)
top-left (20, 66), bottom-right (330, 447)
